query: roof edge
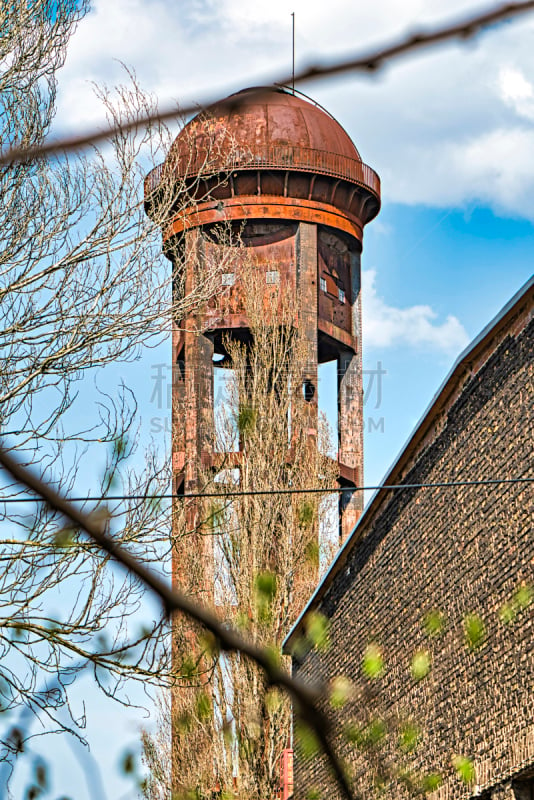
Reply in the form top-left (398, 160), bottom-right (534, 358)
top-left (284, 274), bottom-right (534, 651)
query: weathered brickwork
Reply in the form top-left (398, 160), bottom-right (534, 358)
top-left (290, 283), bottom-right (534, 800)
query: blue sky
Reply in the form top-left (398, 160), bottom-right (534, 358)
top-left (8, 0), bottom-right (534, 797)
top-left (361, 203), bottom-right (532, 494)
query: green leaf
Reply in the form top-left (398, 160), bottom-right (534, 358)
top-left (113, 434), bottom-right (129, 458)
top-left (264, 644), bottom-right (281, 669)
top-left (411, 650), bottom-right (431, 681)
top-left (287, 635), bottom-right (308, 659)
top-left (399, 721), bottom-right (420, 753)
top-left (121, 750), bottom-right (135, 775)
top-left (174, 789), bottom-right (199, 800)
top-left (514, 583), bottom-right (533, 609)
top-left (373, 773), bottom-right (388, 794)
top-left (237, 404), bottom-right (256, 436)
top-left (53, 527), bottom-right (74, 548)
top-left (145, 495), bottom-right (162, 517)
top-left (499, 584), bottom-right (533, 624)
top-left (452, 755), bottom-right (475, 784)
top-left (176, 712), bottom-right (193, 733)
top-left (295, 721), bottom-right (320, 758)
top-left (305, 539), bottom-right (320, 567)
top-left (397, 767), bottom-right (417, 790)
top-left (345, 718), bottom-right (387, 749)
top-left (255, 571), bottom-right (276, 602)
top-left (367, 718), bottom-right (387, 746)
top-left (265, 688), bottom-right (283, 713)
top-left (330, 676), bottom-right (353, 709)
top-left (464, 614), bottom-right (485, 650)
top-left (180, 656), bottom-right (198, 679)
top-left (103, 467), bottom-right (118, 490)
top-left (298, 501), bottom-right (315, 528)
top-left (422, 772), bottom-right (442, 792)
top-left (195, 691), bottom-right (212, 720)
top-left (12, 624), bottom-right (26, 642)
top-left (499, 602), bottom-right (515, 624)
top-left (255, 571), bottom-right (277, 623)
top-left (304, 612), bottom-right (330, 651)
top-left (34, 761), bottom-right (48, 790)
top-left (235, 611), bottom-right (250, 631)
top-left (95, 632), bottom-right (109, 652)
top-left (343, 722), bottom-right (362, 745)
top-left (199, 631), bottom-right (219, 657)
top-left (424, 610), bottom-right (446, 637)
top-left (362, 643), bottom-right (384, 679)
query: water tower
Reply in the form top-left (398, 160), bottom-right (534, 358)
top-left (145, 84), bottom-right (380, 795)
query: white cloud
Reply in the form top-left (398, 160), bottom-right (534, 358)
top-left (54, 0), bottom-right (534, 218)
top-left (498, 67), bottom-right (534, 121)
top-left (362, 269), bottom-right (469, 352)
top-left (429, 126), bottom-right (534, 217)
top-left (369, 220), bottom-right (393, 237)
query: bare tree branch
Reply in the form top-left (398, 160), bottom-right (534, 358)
top-left (0, 1), bottom-right (533, 167)
top-left (0, 443), bottom-right (355, 800)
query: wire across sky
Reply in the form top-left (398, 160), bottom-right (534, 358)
top-left (0, 476), bottom-right (532, 503)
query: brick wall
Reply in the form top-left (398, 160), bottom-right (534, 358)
top-left (291, 288), bottom-right (533, 800)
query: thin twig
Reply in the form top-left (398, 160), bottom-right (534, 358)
top-left (0, 444), bottom-right (355, 800)
top-left (0, 1), bottom-right (533, 167)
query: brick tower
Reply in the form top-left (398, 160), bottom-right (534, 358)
top-left (145, 85), bottom-right (380, 547)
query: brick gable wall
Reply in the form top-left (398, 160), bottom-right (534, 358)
top-left (292, 307), bottom-right (533, 800)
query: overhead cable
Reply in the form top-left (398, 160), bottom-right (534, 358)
top-left (0, 476), bottom-right (531, 504)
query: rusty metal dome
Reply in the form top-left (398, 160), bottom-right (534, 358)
top-left (144, 86), bottom-right (380, 229)
top-left (172, 86), bottom-right (362, 166)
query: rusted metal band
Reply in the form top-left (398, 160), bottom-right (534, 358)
top-left (165, 196), bottom-right (364, 241)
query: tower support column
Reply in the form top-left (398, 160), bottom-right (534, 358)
top-left (297, 222), bottom-right (318, 439)
top-left (181, 228), bottom-right (215, 602)
top-left (171, 228), bottom-right (217, 798)
top-left (338, 348), bottom-right (363, 542)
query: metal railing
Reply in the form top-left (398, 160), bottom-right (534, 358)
top-left (144, 143), bottom-right (380, 199)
